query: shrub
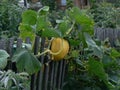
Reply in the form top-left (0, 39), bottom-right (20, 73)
top-left (0, 0), bottom-right (25, 38)
top-left (88, 2), bottom-right (120, 29)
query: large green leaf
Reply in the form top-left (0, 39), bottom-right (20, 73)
top-left (39, 6), bottom-right (49, 12)
top-left (84, 33), bottom-right (103, 58)
top-left (68, 7), bottom-right (94, 35)
top-left (58, 21), bottom-right (71, 36)
top-left (73, 7), bottom-right (94, 26)
top-left (88, 57), bottom-right (108, 81)
top-left (93, 46), bottom-right (103, 58)
top-left (36, 16), bottom-right (49, 31)
top-left (38, 6), bottom-right (49, 15)
top-left (102, 55), bottom-right (113, 67)
top-left (68, 39), bottom-right (81, 46)
top-left (19, 24), bottom-right (36, 42)
top-left (41, 28), bottom-right (60, 37)
top-left (22, 10), bottom-right (37, 25)
top-left (84, 33), bottom-right (96, 47)
top-left (12, 49), bottom-right (42, 75)
top-left (0, 50), bottom-right (9, 69)
top-left (88, 57), bottom-right (115, 89)
top-left (110, 48), bottom-right (120, 58)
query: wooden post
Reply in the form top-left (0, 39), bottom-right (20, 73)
top-left (56, 0), bottom-right (66, 10)
top-left (73, 0), bottom-right (89, 9)
top-left (28, 0), bottom-right (42, 11)
top-left (74, 0), bottom-right (82, 8)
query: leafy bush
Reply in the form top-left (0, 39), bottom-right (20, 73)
top-left (63, 40), bottom-right (120, 90)
top-left (0, 70), bottom-right (30, 90)
top-left (0, 49), bottom-right (30, 90)
top-left (40, 0), bottom-right (56, 11)
top-left (0, 0), bottom-right (25, 38)
top-left (88, 2), bottom-right (120, 29)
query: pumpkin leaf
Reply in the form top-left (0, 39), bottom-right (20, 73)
top-left (22, 10), bottom-right (37, 25)
top-left (68, 7), bottom-right (94, 35)
top-left (19, 24), bottom-right (36, 42)
top-left (42, 28), bottom-right (60, 37)
top-left (38, 6), bottom-right (49, 15)
top-left (12, 48), bottom-right (42, 75)
top-left (58, 21), bottom-right (71, 36)
top-left (110, 48), bottom-right (120, 58)
top-left (36, 16), bottom-right (49, 31)
top-left (84, 33), bottom-right (103, 58)
top-left (88, 57), bottom-right (108, 81)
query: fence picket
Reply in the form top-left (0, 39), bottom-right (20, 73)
top-left (58, 60), bottom-right (64, 89)
top-left (7, 38), bottom-right (14, 69)
top-left (36, 38), bottom-right (45, 90)
top-left (94, 28), bottom-right (120, 47)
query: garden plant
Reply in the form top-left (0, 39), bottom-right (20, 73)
top-left (0, 0), bottom-right (120, 90)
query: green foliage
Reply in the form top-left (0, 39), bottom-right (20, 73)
top-left (88, 58), bottom-right (107, 81)
top-left (63, 34), bottom-right (120, 90)
top-left (58, 21), bottom-right (71, 36)
top-left (88, 2), bottom-right (120, 28)
top-left (19, 6), bottom-right (60, 42)
top-left (0, 0), bottom-right (24, 38)
top-left (67, 7), bottom-right (94, 35)
top-left (0, 48), bottom-right (42, 75)
top-left (22, 10), bottom-right (37, 25)
top-left (12, 48), bottom-right (42, 75)
top-left (41, 0), bottom-right (56, 11)
top-left (113, 0), bottom-right (120, 7)
top-left (0, 50), bottom-right (9, 69)
top-left (0, 70), bottom-right (30, 90)
top-left (41, 28), bottom-right (60, 37)
top-left (88, 58), bottom-right (114, 89)
top-left (66, 0), bottom-right (74, 8)
top-left (84, 33), bottom-right (103, 58)
top-left (19, 24), bottom-right (36, 41)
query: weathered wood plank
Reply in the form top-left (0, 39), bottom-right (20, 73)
top-left (36, 38), bottom-right (45, 90)
top-left (94, 28), bottom-right (120, 46)
top-left (0, 39), bottom-right (7, 50)
top-left (31, 37), bottom-right (40, 90)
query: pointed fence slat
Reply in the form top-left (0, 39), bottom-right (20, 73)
top-left (0, 39), bottom-right (7, 50)
top-left (58, 60), bottom-right (64, 89)
top-left (7, 38), bottom-right (14, 69)
top-left (36, 38), bottom-right (45, 90)
top-left (31, 37), bottom-right (40, 90)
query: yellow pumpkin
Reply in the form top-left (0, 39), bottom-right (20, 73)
top-left (51, 38), bottom-right (69, 61)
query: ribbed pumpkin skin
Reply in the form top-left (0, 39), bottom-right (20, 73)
top-left (51, 38), bottom-right (69, 61)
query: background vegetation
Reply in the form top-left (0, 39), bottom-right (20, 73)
top-left (0, 0), bottom-right (24, 39)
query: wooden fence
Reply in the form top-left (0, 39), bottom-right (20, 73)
top-left (94, 28), bottom-right (120, 46)
top-left (0, 37), bottom-right (67, 90)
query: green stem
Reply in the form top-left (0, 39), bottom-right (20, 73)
top-left (66, 21), bottom-right (75, 35)
top-left (36, 49), bottom-right (50, 57)
top-left (36, 38), bottom-right (64, 57)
